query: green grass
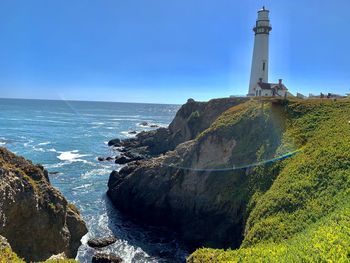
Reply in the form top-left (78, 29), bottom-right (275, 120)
top-left (188, 98), bottom-right (350, 262)
top-left (189, 198), bottom-right (350, 262)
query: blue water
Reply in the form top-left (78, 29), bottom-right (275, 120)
top-left (0, 98), bottom-right (188, 262)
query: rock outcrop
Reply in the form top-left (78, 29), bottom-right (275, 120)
top-left (0, 147), bottom-right (88, 262)
top-left (87, 236), bottom-right (117, 248)
top-left (92, 253), bottom-right (123, 263)
top-left (107, 98), bottom-right (286, 249)
top-left (108, 97), bottom-right (249, 157)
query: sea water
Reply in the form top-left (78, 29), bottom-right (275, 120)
top-left (0, 98), bottom-right (188, 262)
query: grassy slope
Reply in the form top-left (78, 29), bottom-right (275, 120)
top-left (188, 98), bottom-right (350, 262)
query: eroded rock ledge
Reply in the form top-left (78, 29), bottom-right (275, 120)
top-left (0, 147), bottom-right (88, 262)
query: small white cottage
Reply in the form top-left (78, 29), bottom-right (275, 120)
top-left (253, 78), bottom-right (288, 97)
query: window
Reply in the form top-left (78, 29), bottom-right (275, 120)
top-left (263, 62), bottom-right (266, 71)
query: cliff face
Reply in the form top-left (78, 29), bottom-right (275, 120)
top-left (0, 147), bottom-right (88, 262)
top-left (107, 98), bottom-right (286, 248)
top-left (108, 97), bottom-right (350, 262)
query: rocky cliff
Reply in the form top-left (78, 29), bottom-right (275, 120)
top-left (0, 147), bottom-right (88, 262)
top-left (107, 97), bottom-right (350, 262)
top-left (107, 98), bottom-right (286, 248)
top-left (108, 97), bottom-right (249, 157)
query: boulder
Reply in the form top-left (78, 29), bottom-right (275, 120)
top-left (139, 121), bottom-right (149, 126)
top-left (128, 131), bottom-right (137, 135)
top-left (92, 253), bottom-right (123, 263)
top-left (87, 236), bottom-right (117, 248)
top-left (123, 151), bottom-right (145, 161)
top-left (106, 157), bottom-right (114, 161)
top-left (108, 139), bottom-right (121, 147)
top-left (48, 171), bottom-right (60, 175)
top-left (98, 157), bottom-right (105, 162)
top-left (115, 156), bottom-right (131, 165)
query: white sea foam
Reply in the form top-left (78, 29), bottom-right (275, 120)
top-left (57, 150), bottom-right (88, 161)
top-left (120, 131), bottom-right (138, 138)
top-left (111, 118), bottom-right (140, 121)
top-left (91, 122), bottom-right (105, 125)
top-left (136, 122), bottom-right (167, 128)
top-left (0, 137), bottom-right (6, 145)
top-left (72, 184), bottom-right (93, 190)
top-left (47, 148), bottom-right (57, 152)
top-left (81, 168), bottom-right (111, 179)
top-left (23, 139), bottom-right (34, 147)
top-left (80, 233), bottom-right (89, 245)
top-left (44, 162), bottom-right (68, 169)
top-left (33, 147), bottom-right (45, 152)
top-left (37, 141), bottom-right (50, 146)
top-left (56, 151), bottom-right (95, 166)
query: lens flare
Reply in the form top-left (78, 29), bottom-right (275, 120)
top-left (163, 148), bottom-right (302, 172)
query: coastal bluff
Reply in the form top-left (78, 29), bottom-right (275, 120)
top-left (0, 147), bottom-right (87, 262)
top-left (107, 97), bottom-right (350, 262)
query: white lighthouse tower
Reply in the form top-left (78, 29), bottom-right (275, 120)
top-left (248, 6), bottom-right (272, 96)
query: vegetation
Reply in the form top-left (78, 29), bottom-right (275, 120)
top-left (189, 200), bottom-right (350, 262)
top-left (0, 247), bottom-right (78, 263)
top-left (188, 98), bottom-right (350, 262)
top-left (0, 246), bottom-right (23, 263)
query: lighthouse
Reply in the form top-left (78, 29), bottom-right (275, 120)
top-left (248, 6), bottom-right (272, 96)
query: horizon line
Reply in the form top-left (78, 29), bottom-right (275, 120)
top-left (0, 96), bottom-right (183, 106)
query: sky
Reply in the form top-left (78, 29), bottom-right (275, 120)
top-left (0, 0), bottom-right (349, 104)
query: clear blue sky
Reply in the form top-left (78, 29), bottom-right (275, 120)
top-left (0, 0), bottom-right (349, 104)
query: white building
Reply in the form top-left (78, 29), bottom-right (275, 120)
top-left (254, 78), bottom-right (288, 97)
top-left (248, 7), bottom-right (288, 97)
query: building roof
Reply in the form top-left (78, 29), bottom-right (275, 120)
top-left (257, 82), bottom-right (287, 90)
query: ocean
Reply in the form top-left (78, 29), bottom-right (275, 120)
top-left (0, 98), bottom-right (189, 262)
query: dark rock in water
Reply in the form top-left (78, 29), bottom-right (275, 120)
top-left (87, 236), bottom-right (117, 248)
top-left (92, 253), bottom-right (123, 263)
top-left (48, 171), bottom-right (60, 175)
top-left (139, 121), bottom-right (149, 126)
top-left (115, 156), bottom-right (131, 165)
top-left (108, 138), bottom-right (121, 147)
top-left (150, 124), bottom-right (159, 128)
top-left (128, 130), bottom-right (137, 135)
top-left (98, 157), bottom-right (105, 162)
top-left (108, 170), bottom-right (122, 188)
top-left (106, 157), bottom-right (114, 161)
